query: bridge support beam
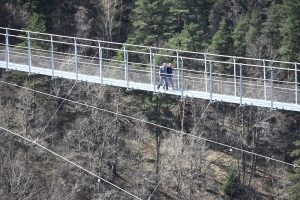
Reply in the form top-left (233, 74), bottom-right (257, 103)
top-left (74, 38), bottom-right (79, 82)
top-left (181, 57), bottom-right (184, 98)
top-left (124, 44), bottom-right (127, 82)
top-left (152, 54), bottom-right (157, 95)
top-left (270, 66), bottom-right (274, 111)
top-left (27, 31), bottom-right (32, 75)
top-left (204, 54), bottom-right (207, 93)
top-left (5, 28), bottom-right (10, 72)
top-left (295, 63), bottom-right (298, 104)
top-left (263, 60), bottom-right (266, 101)
top-left (234, 57), bottom-right (236, 97)
top-left (149, 47), bottom-right (152, 85)
top-left (239, 64), bottom-right (243, 107)
top-left (51, 34), bottom-right (55, 79)
top-left (125, 51), bottom-right (130, 91)
top-left (98, 41), bottom-right (103, 86)
top-left (177, 50), bottom-right (180, 89)
top-left (209, 61), bottom-right (213, 103)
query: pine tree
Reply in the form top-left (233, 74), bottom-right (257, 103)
top-left (128, 0), bottom-right (177, 46)
top-left (232, 20), bottom-right (246, 57)
top-left (288, 140), bottom-right (300, 200)
top-left (209, 18), bottom-right (233, 73)
top-left (245, 12), bottom-right (262, 57)
top-left (18, 13), bottom-right (49, 49)
top-left (279, 0), bottom-right (300, 62)
top-left (159, 23), bottom-right (205, 69)
top-left (261, 1), bottom-right (282, 59)
top-left (209, 18), bottom-right (232, 56)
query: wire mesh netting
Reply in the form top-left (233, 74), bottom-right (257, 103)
top-left (0, 27), bottom-right (300, 108)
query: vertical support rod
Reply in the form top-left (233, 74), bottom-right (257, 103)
top-left (126, 51), bottom-right (129, 90)
top-left (270, 66), bottom-right (274, 111)
top-left (181, 57), bottom-right (184, 98)
top-left (204, 53), bottom-right (207, 93)
top-left (239, 64), bottom-right (243, 106)
top-left (98, 41), bottom-right (103, 86)
top-left (5, 28), bottom-right (9, 71)
top-left (50, 35), bottom-right (54, 79)
top-left (295, 63), bottom-right (298, 104)
top-left (74, 38), bottom-right (78, 82)
top-left (27, 31), bottom-right (31, 75)
top-left (153, 54), bottom-right (156, 93)
top-left (124, 44), bottom-right (126, 81)
top-left (263, 59), bottom-right (266, 101)
top-left (177, 50), bottom-right (179, 88)
top-left (210, 61), bottom-right (213, 103)
top-left (149, 47), bottom-right (152, 85)
top-left (234, 57), bottom-right (236, 97)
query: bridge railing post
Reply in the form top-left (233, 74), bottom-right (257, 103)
top-left (125, 50), bottom-right (129, 90)
top-left (5, 28), bottom-right (9, 71)
top-left (177, 50), bottom-right (179, 89)
top-left (263, 59), bottom-right (266, 101)
top-left (210, 61), bottom-right (213, 103)
top-left (153, 54), bottom-right (156, 93)
top-left (295, 63), bottom-right (298, 104)
top-left (98, 41), bottom-right (103, 86)
top-left (50, 34), bottom-right (55, 79)
top-left (74, 38), bottom-right (78, 82)
top-left (239, 63), bottom-right (243, 106)
top-left (124, 44), bottom-right (126, 81)
top-left (27, 31), bottom-right (32, 75)
top-left (270, 66), bottom-right (274, 111)
top-left (149, 47), bottom-right (152, 85)
top-left (204, 53), bottom-right (207, 93)
top-left (234, 57), bottom-right (236, 97)
top-left (181, 57), bottom-right (184, 98)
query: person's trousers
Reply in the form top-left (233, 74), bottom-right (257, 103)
top-left (168, 76), bottom-right (175, 89)
top-left (157, 76), bottom-right (168, 90)
top-left (163, 76), bottom-right (175, 89)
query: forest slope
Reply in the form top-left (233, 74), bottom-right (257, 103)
top-left (0, 69), bottom-right (299, 199)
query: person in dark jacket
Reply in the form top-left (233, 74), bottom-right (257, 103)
top-left (167, 63), bottom-right (175, 90)
top-left (157, 63), bottom-right (168, 90)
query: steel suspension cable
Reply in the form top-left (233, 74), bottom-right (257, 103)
top-left (0, 126), bottom-right (142, 200)
top-left (35, 81), bottom-right (77, 142)
top-left (0, 80), bottom-right (298, 169)
top-left (147, 100), bottom-right (211, 200)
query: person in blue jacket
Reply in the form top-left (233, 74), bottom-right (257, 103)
top-left (157, 63), bottom-right (168, 90)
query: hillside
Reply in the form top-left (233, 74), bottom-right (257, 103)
top-left (1, 0), bottom-right (300, 199)
top-left (0, 68), bottom-right (299, 199)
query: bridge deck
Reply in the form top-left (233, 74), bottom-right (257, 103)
top-left (1, 61), bottom-right (299, 112)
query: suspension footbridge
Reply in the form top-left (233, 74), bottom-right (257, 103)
top-left (0, 27), bottom-right (299, 112)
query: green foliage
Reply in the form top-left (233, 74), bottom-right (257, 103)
top-left (167, 23), bottom-right (206, 52)
top-left (18, 13), bottom-right (50, 50)
top-left (209, 18), bottom-right (233, 73)
top-left (279, 0), bottom-right (300, 62)
top-left (288, 140), bottom-right (300, 200)
top-left (27, 77), bottom-right (51, 93)
top-left (9, 70), bottom-right (28, 85)
top-left (245, 12), bottom-right (262, 56)
top-left (128, 0), bottom-right (176, 46)
top-left (261, 2), bottom-right (282, 53)
top-left (232, 20), bottom-right (246, 57)
top-left (245, 13), bottom-right (261, 44)
top-left (141, 94), bottom-right (175, 137)
top-left (209, 18), bottom-right (232, 56)
top-left (221, 168), bottom-right (239, 196)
